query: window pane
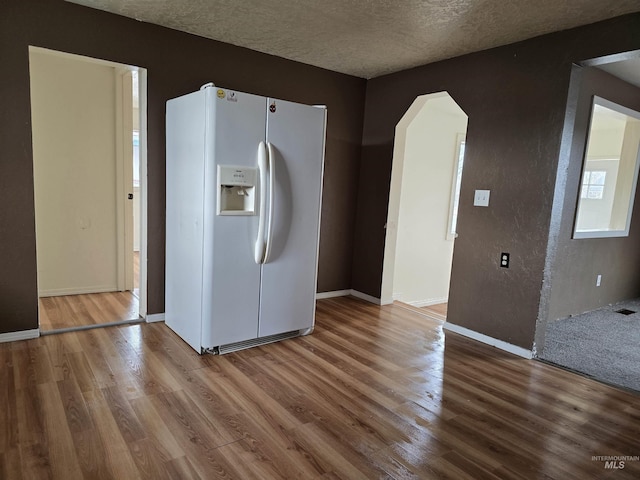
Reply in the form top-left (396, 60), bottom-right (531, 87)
top-left (590, 171), bottom-right (606, 185)
top-left (587, 185), bottom-right (604, 199)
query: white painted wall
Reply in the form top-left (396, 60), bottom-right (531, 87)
top-left (610, 120), bottom-right (640, 230)
top-left (380, 96), bottom-right (428, 304)
top-left (392, 96), bottom-right (468, 306)
top-left (30, 49), bottom-right (119, 296)
top-left (576, 159), bottom-right (619, 230)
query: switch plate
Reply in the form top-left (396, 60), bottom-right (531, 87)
top-left (474, 189), bottom-right (490, 207)
top-left (500, 252), bottom-right (510, 268)
top-left (596, 274), bottom-right (602, 287)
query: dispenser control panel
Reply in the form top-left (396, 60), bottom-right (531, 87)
top-left (218, 166), bottom-right (255, 187)
top-left (217, 165), bottom-right (257, 215)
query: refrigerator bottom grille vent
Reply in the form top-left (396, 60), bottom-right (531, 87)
top-left (216, 330), bottom-right (301, 355)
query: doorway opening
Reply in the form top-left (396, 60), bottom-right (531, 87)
top-left (29, 46), bottom-right (148, 333)
top-left (381, 92), bottom-right (468, 320)
top-left (536, 50), bottom-right (640, 393)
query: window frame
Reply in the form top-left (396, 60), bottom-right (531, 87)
top-left (573, 96), bottom-right (640, 239)
top-left (447, 133), bottom-right (466, 240)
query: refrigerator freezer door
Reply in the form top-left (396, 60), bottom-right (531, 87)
top-left (203, 89), bottom-right (267, 348)
top-left (166, 89), bottom-right (208, 352)
top-left (258, 100), bottom-right (326, 337)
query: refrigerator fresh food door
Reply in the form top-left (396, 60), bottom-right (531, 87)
top-left (166, 89), bottom-right (208, 352)
top-left (204, 88), bottom-right (266, 348)
top-left (258, 99), bottom-right (326, 337)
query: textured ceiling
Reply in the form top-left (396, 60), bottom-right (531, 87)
top-left (66, 0), bottom-right (640, 78)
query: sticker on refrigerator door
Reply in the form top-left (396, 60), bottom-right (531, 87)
top-left (226, 91), bottom-right (238, 102)
top-left (269, 101), bottom-right (276, 113)
top-left (216, 89), bottom-right (225, 99)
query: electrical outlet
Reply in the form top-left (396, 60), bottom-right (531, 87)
top-left (500, 252), bottom-right (510, 268)
top-left (596, 274), bottom-right (602, 287)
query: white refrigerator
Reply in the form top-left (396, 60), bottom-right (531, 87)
top-left (165, 84), bottom-right (326, 354)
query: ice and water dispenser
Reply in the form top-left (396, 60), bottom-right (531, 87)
top-left (216, 165), bottom-right (257, 215)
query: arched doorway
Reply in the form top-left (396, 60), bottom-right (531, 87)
top-left (381, 92), bottom-right (468, 318)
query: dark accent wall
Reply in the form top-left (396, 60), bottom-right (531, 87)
top-left (0, 0), bottom-right (365, 334)
top-left (546, 68), bottom-right (640, 322)
top-left (352, 14), bottom-right (640, 349)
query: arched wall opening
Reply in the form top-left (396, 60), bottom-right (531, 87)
top-left (381, 92), bottom-right (468, 312)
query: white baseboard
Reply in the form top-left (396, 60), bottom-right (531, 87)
top-left (350, 290), bottom-right (385, 305)
top-left (392, 293), bottom-right (402, 301)
top-left (443, 322), bottom-right (533, 359)
top-left (316, 290), bottom-right (351, 299)
top-left (0, 329), bottom-right (40, 344)
top-left (39, 286), bottom-right (118, 297)
top-left (316, 289), bottom-right (392, 306)
top-left (407, 297), bottom-right (448, 308)
top-left (146, 313), bottom-right (165, 323)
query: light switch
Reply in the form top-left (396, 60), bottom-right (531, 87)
top-left (474, 189), bottom-right (490, 207)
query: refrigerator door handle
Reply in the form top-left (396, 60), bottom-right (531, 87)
top-left (264, 142), bottom-right (276, 263)
top-left (254, 141), bottom-right (268, 264)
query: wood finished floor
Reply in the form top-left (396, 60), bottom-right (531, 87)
top-left (2, 296), bottom-right (639, 479)
top-left (396, 301), bottom-right (447, 323)
top-left (39, 251), bottom-right (140, 331)
top-left (39, 291), bottom-right (140, 332)
top-left (421, 303), bottom-right (447, 320)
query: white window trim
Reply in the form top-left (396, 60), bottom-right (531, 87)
top-left (447, 133), bottom-right (466, 240)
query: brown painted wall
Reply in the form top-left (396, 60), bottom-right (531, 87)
top-left (0, 0), bottom-right (365, 333)
top-left (547, 68), bottom-right (640, 321)
top-left (352, 14), bottom-right (640, 349)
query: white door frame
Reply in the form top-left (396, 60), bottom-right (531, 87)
top-left (138, 68), bottom-right (148, 319)
top-left (115, 66), bottom-right (148, 320)
top-left (29, 46), bottom-right (148, 321)
top-left (115, 68), bottom-right (135, 292)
